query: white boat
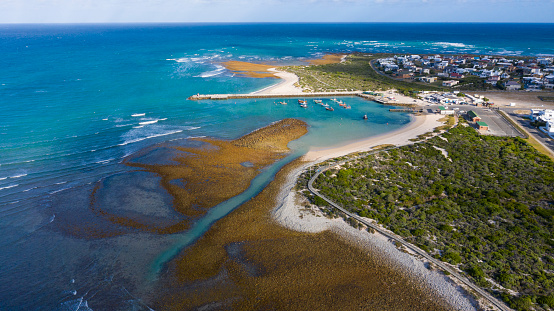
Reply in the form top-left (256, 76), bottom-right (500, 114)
top-left (337, 100), bottom-right (343, 104)
top-left (322, 103), bottom-right (329, 107)
top-left (279, 101), bottom-right (287, 105)
top-left (314, 99), bottom-right (322, 104)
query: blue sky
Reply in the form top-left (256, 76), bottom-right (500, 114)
top-left (1, 0), bottom-right (553, 23)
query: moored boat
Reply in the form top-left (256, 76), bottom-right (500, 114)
top-left (363, 114), bottom-right (368, 119)
top-left (279, 101), bottom-right (287, 105)
top-left (326, 107), bottom-right (334, 111)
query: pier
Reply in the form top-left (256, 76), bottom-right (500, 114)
top-left (188, 91), bottom-right (363, 100)
top-left (187, 91), bottom-right (418, 107)
top-left (389, 108), bottom-right (424, 113)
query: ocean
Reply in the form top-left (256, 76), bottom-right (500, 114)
top-left (1, 23), bottom-right (553, 310)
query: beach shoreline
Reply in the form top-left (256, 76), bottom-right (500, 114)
top-left (302, 113), bottom-right (443, 162)
top-left (250, 68), bottom-right (304, 95)
top-left (270, 114), bottom-right (486, 311)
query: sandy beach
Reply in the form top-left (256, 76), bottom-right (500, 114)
top-left (273, 184), bottom-right (478, 311)
top-left (250, 68), bottom-right (304, 95)
top-left (271, 115), bottom-right (485, 311)
top-left (303, 113), bottom-right (444, 162)
top-left (270, 110), bottom-right (487, 310)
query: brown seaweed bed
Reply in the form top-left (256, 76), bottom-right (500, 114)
top-left (145, 120), bottom-right (457, 310)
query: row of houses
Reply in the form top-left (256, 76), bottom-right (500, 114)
top-left (376, 54), bottom-right (554, 90)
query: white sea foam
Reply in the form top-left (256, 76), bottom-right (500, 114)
top-left (118, 130), bottom-right (184, 146)
top-left (115, 123), bottom-right (134, 128)
top-left (433, 42), bottom-right (474, 49)
top-left (133, 125), bottom-right (144, 129)
top-left (95, 158), bottom-right (115, 164)
top-left (131, 113), bottom-right (145, 117)
top-left (0, 184), bottom-right (18, 191)
top-left (49, 187), bottom-right (71, 194)
top-left (10, 174), bottom-right (27, 179)
top-left (197, 65), bottom-right (226, 78)
top-left (139, 120), bottom-right (159, 125)
top-left (0, 177), bottom-right (6, 181)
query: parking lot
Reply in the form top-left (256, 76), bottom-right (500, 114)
top-left (426, 104), bottom-right (524, 137)
top-left (473, 108), bottom-right (523, 137)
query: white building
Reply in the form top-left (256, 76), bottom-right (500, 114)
top-left (546, 121), bottom-right (554, 133)
top-left (530, 109), bottom-right (554, 122)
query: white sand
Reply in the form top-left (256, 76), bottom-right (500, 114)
top-left (272, 168), bottom-right (479, 311)
top-left (303, 113), bottom-right (443, 162)
top-left (250, 68), bottom-right (304, 95)
top-left (270, 113), bottom-right (494, 310)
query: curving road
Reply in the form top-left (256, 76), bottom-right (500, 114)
top-left (306, 148), bottom-right (512, 311)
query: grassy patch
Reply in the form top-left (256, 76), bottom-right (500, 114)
top-left (282, 53), bottom-right (446, 93)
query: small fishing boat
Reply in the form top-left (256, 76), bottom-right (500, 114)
top-left (339, 103), bottom-right (346, 107)
top-left (322, 103), bottom-right (329, 107)
top-left (363, 114), bottom-right (368, 120)
top-left (337, 100), bottom-right (344, 104)
top-left (314, 99), bottom-right (322, 104)
top-left (300, 103), bottom-right (308, 108)
top-left (279, 101), bottom-right (287, 105)
top-left (345, 105), bottom-right (351, 109)
top-left (298, 99), bottom-right (307, 104)
top-left (326, 107), bottom-right (334, 111)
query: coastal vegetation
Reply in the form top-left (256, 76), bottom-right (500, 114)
top-left (154, 159), bottom-right (455, 311)
top-left (282, 53), bottom-right (445, 94)
top-left (301, 125), bottom-right (554, 311)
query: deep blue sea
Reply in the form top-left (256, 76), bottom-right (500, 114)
top-left (1, 23), bottom-right (553, 310)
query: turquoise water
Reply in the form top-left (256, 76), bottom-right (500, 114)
top-left (1, 23), bottom-right (554, 310)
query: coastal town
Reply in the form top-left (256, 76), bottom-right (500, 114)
top-left (375, 54), bottom-right (554, 91)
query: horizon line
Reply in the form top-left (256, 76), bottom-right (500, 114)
top-left (1, 21), bottom-right (554, 25)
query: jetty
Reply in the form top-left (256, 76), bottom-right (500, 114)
top-left (188, 91), bottom-right (362, 101)
top-left (389, 108), bottom-right (423, 113)
top-left (188, 91), bottom-right (418, 108)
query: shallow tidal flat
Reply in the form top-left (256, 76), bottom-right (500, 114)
top-left (154, 161), bottom-right (456, 309)
top-left (114, 118), bottom-right (308, 235)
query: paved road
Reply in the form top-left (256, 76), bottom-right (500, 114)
top-left (501, 108), bottom-right (554, 154)
top-left (306, 148), bottom-right (511, 311)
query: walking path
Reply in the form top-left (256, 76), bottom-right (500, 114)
top-left (306, 147), bottom-right (511, 311)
